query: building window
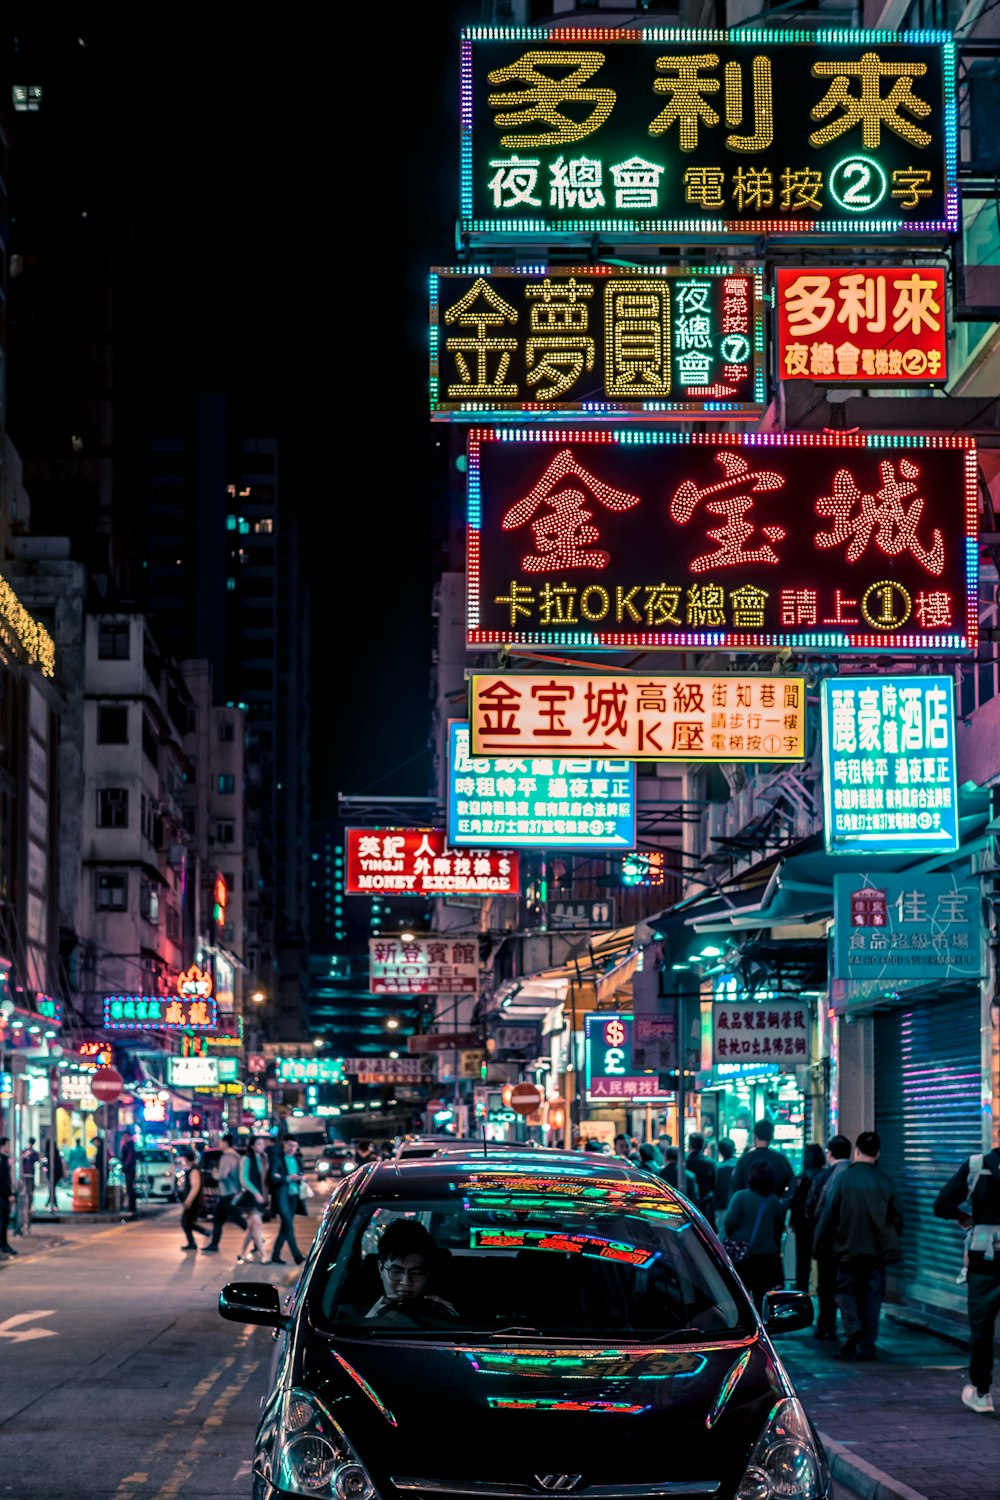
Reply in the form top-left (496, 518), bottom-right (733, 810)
top-left (142, 714), bottom-right (159, 766)
top-left (254, 518), bottom-right (274, 534)
top-left (98, 622), bottom-right (131, 660)
top-left (218, 720), bottom-right (235, 743)
top-left (12, 84), bottom-right (42, 112)
top-left (217, 773), bottom-right (236, 794)
top-left (97, 706), bottom-right (128, 744)
top-left (215, 820), bottom-right (236, 845)
top-left (140, 880), bottom-right (159, 924)
top-left (96, 873), bottom-right (128, 911)
top-left (97, 788), bottom-right (129, 829)
top-left (165, 905), bottom-right (181, 941)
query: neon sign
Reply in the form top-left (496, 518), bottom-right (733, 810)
top-left (103, 995), bottom-right (219, 1031)
top-left (461, 31), bottom-right (957, 239)
top-left (777, 267), bottom-right (947, 383)
top-left (430, 266), bottom-right (765, 420)
top-left (584, 1012), bottom-right (670, 1101)
top-left (345, 827), bottom-right (520, 896)
top-left (177, 965), bottom-right (213, 999)
top-left (466, 429), bottom-right (977, 653)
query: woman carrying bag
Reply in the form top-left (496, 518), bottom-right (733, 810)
top-left (723, 1159), bottom-right (786, 1312)
top-left (236, 1136), bottom-right (269, 1264)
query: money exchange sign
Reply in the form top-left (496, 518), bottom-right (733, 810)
top-left (431, 266), bottom-right (765, 419)
top-left (777, 267), bottom-right (947, 383)
top-left (466, 429), bottom-right (977, 653)
top-left (461, 31), bottom-right (956, 238)
top-left (345, 827), bottom-right (519, 896)
top-left (584, 1012), bottom-right (668, 1101)
top-left (820, 674), bottom-right (959, 854)
top-left (470, 674), bottom-right (806, 761)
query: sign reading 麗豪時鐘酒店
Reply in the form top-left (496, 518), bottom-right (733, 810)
top-left (461, 30), bottom-right (956, 240)
top-left (466, 430), bottom-right (977, 654)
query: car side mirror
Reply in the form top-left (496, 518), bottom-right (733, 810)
top-left (219, 1282), bottom-right (288, 1329)
top-left (762, 1289), bottom-right (814, 1335)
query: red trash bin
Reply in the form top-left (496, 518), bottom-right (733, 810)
top-left (72, 1167), bottom-right (98, 1212)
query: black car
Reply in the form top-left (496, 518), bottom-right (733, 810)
top-left (220, 1146), bottom-right (830, 1500)
top-left (314, 1144), bottom-right (358, 1184)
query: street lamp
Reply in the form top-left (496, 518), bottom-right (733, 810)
top-left (385, 1017), bottom-right (400, 1031)
top-left (251, 990), bottom-right (266, 1004)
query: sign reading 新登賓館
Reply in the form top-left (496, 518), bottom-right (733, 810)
top-left (832, 873), bottom-right (981, 999)
top-left (461, 30), bottom-right (956, 239)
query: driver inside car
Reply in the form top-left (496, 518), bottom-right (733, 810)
top-left (366, 1219), bottom-right (459, 1323)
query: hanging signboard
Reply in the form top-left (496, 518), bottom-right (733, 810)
top-left (447, 720), bottom-right (636, 849)
top-left (168, 1056), bottom-right (220, 1088)
top-left (776, 267), bottom-right (947, 383)
top-left (273, 1057), bottom-right (346, 1084)
top-left (408, 1031), bottom-right (483, 1053)
top-left (712, 1002), bottom-right (809, 1066)
top-left (466, 429), bottom-right (977, 654)
top-left (368, 938), bottom-right (480, 996)
top-left (461, 30), bottom-right (957, 240)
top-left (430, 266), bottom-right (765, 420)
top-left (584, 1012), bottom-right (669, 1101)
top-left (820, 674), bottom-right (959, 854)
top-left (342, 1056), bottom-right (434, 1080)
top-left (103, 995), bottom-right (219, 1031)
top-left (345, 827), bottom-right (519, 896)
top-left (832, 873), bottom-right (980, 993)
top-left (470, 674), bottom-right (805, 761)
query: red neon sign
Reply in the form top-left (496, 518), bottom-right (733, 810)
top-left (777, 267), bottom-right (947, 384)
top-left (345, 828), bottom-right (520, 897)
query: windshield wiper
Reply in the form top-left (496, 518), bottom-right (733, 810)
top-left (492, 1325), bottom-right (545, 1337)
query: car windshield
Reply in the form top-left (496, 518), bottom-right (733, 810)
top-left (310, 1167), bottom-right (751, 1341)
top-left (140, 1149), bottom-right (173, 1163)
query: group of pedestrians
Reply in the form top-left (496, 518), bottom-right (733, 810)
top-left (191, 1132), bottom-right (308, 1265)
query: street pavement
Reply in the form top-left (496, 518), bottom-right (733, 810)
top-left (3, 1212), bottom-right (995, 1494)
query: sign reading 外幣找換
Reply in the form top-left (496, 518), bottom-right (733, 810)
top-left (461, 31), bottom-right (956, 239)
top-left (821, 675), bottom-right (959, 854)
top-left (832, 873), bottom-right (980, 994)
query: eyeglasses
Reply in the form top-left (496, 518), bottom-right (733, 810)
top-left (383, 1262), bottom-right (429, 1281)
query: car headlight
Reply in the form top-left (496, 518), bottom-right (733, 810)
top-left (736, 1397), bottom-right (829, 1500)
top-left (275, 1388), bottom-right (380, 1500)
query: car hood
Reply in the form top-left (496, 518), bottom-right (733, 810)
top-left (298, 1333), bottom-right (790, 1490)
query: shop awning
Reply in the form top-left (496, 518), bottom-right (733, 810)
top-left (493, 924), bottom-right (641, 1019)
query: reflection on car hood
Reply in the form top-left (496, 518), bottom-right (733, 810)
top-left (301, 1335), bottom-right (786, 1488)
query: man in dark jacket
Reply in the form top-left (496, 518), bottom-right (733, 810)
top-left (714, 1138), bottom-right (737, 1216)
top-left (813, 1130), bottom-right (903, 1361)
top-left (806, 1134), bottom-right (852, 1340)
top-left (119, 1127), bottom-right (137, 1217)
top-left (0, 1137), bottom-right (17, 1255)
top-left (686, 1133), bottom-right (717, 1227)
top-left (730, 1118), bottom-right (795, 1199)
top-left (933, 1136), bottom-right (1000, 1415)
top-left (660, 1147), bottom-right (700, 1204)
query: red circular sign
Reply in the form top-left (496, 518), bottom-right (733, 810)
top-left (509, 1082), bottom-right (544, 1116)
top-left (91, 1066), bottom-right (124, 1103)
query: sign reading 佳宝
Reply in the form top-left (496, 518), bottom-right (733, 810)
top-left (712, 1002), bottom-right (809, 1066)
top-left (461, 31), bottom-right (956, 239)
top-left (821, 675), bottom-right (959, 854)
top-left (832, 874), bottom-right (980, 998)
top-left (584, 1012), bottom-right (669, 1101)
top-left (368, 938), bottom-right (480, 996)
top-left (466, 430), bottom-right (977, 653)
top-left (345, 828), bottom-right (519, 896)
top-left (471, 675), bottom-right (805, 762)
top-left (447, 720), bottom-right (636, 849)
top-left (777, 267), bottom-right (947, 383)
top-left (431, 266), bottom-right (765, 420)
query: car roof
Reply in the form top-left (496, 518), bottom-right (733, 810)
top-left (352, 1149), bottom-right (676, 1195)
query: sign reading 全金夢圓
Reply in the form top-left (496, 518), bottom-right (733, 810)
top-left (461, 30), bottom-right (956, 239)
top-left (430, 266), bottom-right (765, 420)
top-left (777, 267), bottom-right (947, 383)
top-left (820, 675), bottom-right (959, 854)
top-left (470, 675), bottom-right (805, 761)
top-left (466, 429), bottom-right (977, 654)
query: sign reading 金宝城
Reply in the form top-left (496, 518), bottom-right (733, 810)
top-left (466, 430), bottom-right (977, 653)
top-left (345, 827), bottom-right (519, 896)
top-left (584, 1012), bottom-right (670, 1101)
top-left (274, 1057), bottom-right (346, 1084)
top-left (431, 266), bottom-right (765, 420)
top-left (470, 674), bottom-right (805, 762)
top-left (447, 720), bottom-right (636, 849)
top-left (461, 31), bottom-right (956, 239)
top-left (832, 874), bottom-right (980, 995)
top-left (712, 1002), bottom-right (809, 1066)
top-left (103, 995), bottom-right (219, 1030)
top-left (821, 675), bottom-right (959, 854)
top-left (368, 938), bottom-right (480, 996)
top-left (777, 267), bottom-right (947, 383)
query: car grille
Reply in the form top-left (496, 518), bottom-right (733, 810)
top-left (392, 1480), bottom-right (721, 1498)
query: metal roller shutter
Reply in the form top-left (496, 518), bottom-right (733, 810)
top-left (874, 993), bottom-right (981, 1313)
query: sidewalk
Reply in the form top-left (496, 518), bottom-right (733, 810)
top-left (777, 1302), bottom-right (995, 1500)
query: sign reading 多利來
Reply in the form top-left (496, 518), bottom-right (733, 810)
top-left (466, 430), bottom-right (977, 654)
top-left (832, 874), bottom-right (981, 996)
top-left (461, 31), bottom-right (956, 239)
top-left (821, 675), bottom-right (959, 854)
top-left (430, 267), bottom-right (766, 420)
top-left (777, 267), bottom-right (947, 384)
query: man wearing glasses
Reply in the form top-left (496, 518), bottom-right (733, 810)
top-left (366, 1219), bottom-right (458, 1321)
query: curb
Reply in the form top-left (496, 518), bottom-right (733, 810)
top-left (819, 1432), bottom-right (931, 1500)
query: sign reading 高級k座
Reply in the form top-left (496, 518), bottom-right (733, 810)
top-left (461, 30), bottom-right (956, 239)
top-left (345, 827), bottom-right (519, 896)
top-left (777, 267), bottom-right (947, 383)
top-left (466, 430), bottom-right (977, 653)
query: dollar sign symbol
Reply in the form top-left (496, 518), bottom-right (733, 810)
top-left (606, 1019), bottom-right (625, 1047)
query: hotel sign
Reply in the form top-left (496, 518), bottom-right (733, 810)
top-left (777, 266), bottom-right (946, 383)
top-left (431, 266), bottom-right (765, 420)
top-left (466, 430), bottom-right (977, 654)
top-left (368, 938), bottom-right (480, 996)
top-left (345, 827), bottom-right (519, 896)
top-left (470, 674), bottom-right (805, 762)
top-left (461, 31), bottom-right (956, 239)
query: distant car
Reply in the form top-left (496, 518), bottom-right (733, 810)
top-left (315, 1144), bottom-right (358, 1183)
top-left (393, 1134), bottom-right (483, 1162)
top-left (220, 1146), bottom-right (829, 1500)
top-left (135, 1146), bottom-right (177, 1202)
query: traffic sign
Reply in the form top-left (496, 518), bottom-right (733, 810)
top-left (90, 1066), bottom-right (124, 1103)
top-left (509, 1082), bottom-right (544, 1116)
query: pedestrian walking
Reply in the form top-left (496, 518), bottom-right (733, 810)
top-left (714, 1138), bottom-right (737, 1217)
top-left (787, 1143), bottom-right (826, 1292)
top-left (44, 1140), bottom-right (65, 1209)
top-left (638, 1141), bottom-right (664, 1172)
top-left (614, 1133), bottom-right (641, 1165)
top-left (932, 1131), bottom-right (1000, 1415)
top-left (236, 1136), bottom-right (269, 1263)
top-left (813, 1130), bottom-right (903, 1361)
top-left (730, 1118), bottom-right (795, 1199)
top-left (119, 1126), bottom-right (138, 1217)
top-left (20, 1137), bottom-right (40, 1234)
top-left (660, 1146), bottom-right (701, 1204)
top-left (200, 1132), bottom-right (247, 1255)
top-left (91, 1135), bottom-right (105, 1211)
top-left (686, 1133), bottom-right (717, 1227)
top-left (806, 1133), bottom-right (852, 1341)
top-left (723, 1160), bottom-right (786, 1312)
top-left (177, 1148), bottom-right (209, 1250)
top-left (0, 1137), bottom-right (17, 1256)
top-left (267, 1137), bottom-right (305, 1265)
top-left (353, 1139), bottom-right (378, 1168)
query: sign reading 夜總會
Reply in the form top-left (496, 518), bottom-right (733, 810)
top-left (466, 429), bottom-right (977, 653)
top-left (832, 873), bottom-right (980, 993)
top-left (447, 720), bottom-right (636, 849)
top-left (777, 267), bottom-right (947, 383)
top-left (345, 827), bottom-right (519, 896)
top-left (461, 30), bottom-right (956, 239)
top-left (712, 1002), bottom-right (809, 1066)
top-left (470, 674), bottom-right (805, 761)
top-left (584, 1012), bottom-right (670, 1101)
top-left (430, 266), bottom-right (765, 419)
top-left (368, 938), bottom-right (480, 996)
top-left (821, 675), bottom-right (959, 854)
